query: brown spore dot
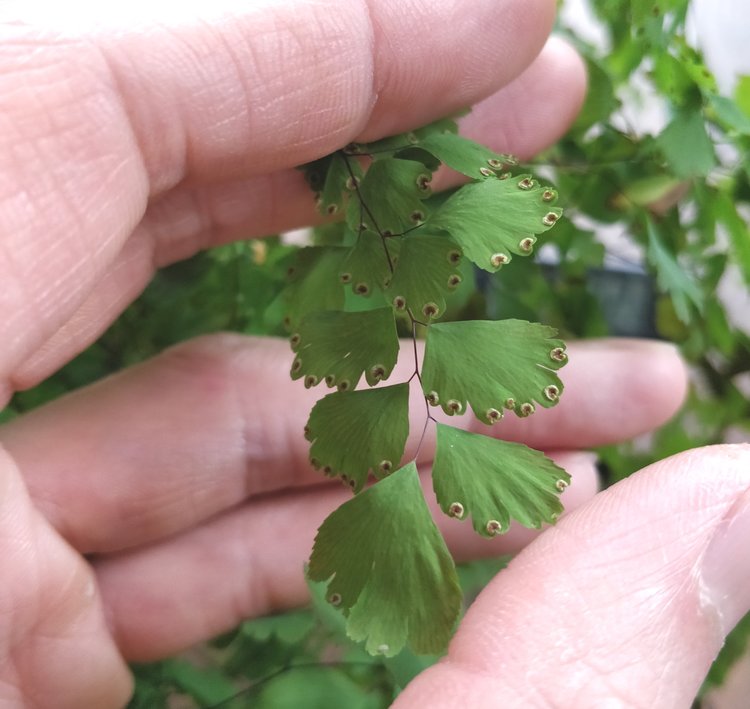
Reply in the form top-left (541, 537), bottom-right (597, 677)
top-left (422, 302), bottom-right (440, 319)
top-left (446, 399), bottom-right (462, 414)
top-left (393, 296), bottom-right (407, 310)
top-left (426, 391), bottom-right (440, 406)
top-left (544, 385), bottom-right (560, 402)
top-left (486, 408), bottom-right (502, 423)
top-left (550, 347), bottom-right (568, 363)
top-left (486, 520), bottom-right (502, 536)
top-left (490, 252), bottom-right (510, 268)
top-left (448, 502), bottom-right (465, 519)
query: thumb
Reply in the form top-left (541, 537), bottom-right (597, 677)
top-left (395, 444), bottom-right (750, 708)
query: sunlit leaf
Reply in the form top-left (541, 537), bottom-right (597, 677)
top-left (346, 158), bottom-right (432, 236)
top-left (428, 176), bottom-right (562, 272)
top-left (385, 232), bottom-right (463, 321)
top-left (306, 384), bottom-right (409, 492)
top-left (432, 423), bottom-right (570, 536)
top-left (308, 462), bottom-right (462, 657)
top-left (421, 319), bottom-right (567, 422)
top-left (290, 308), bottom-right (399, 389)
top-left (283, 247), bottom-right (347, 329)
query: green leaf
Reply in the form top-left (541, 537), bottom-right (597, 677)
top-left (346, 158), bottom-right (431, 235)
top-left (714, 193), bottom-right (750, 287)
top-left (319, 153), bottom-right (353, 215)
top-left (241, 610), bottom-right (315, 645)
top-left (432, 424), bottom-right (569, 536)
top-left (308, 462), bottom-right (462, 657)
top-left (340, 230), bottom-right (399, 296)
top-left (161, 659), bottom-right (237, 705)
top-left (416, 132), bottom-right (516, 179)
top-left (350, 116), bottom-right (460, 156)
top-left (291, 308), bottom-right (399, 389)
top-left (646, 219), bottom-right (704, 323)
top-left (301, 153), bottom-right (363, 217)
top-left (306, 384), bottom-right (410, 492)
top-left (735, 75), bottom-right (750, 117)
top-left (421, 319), bottom-right (567, 422)
top-left (621, 174), bottom-right (685, 208)
top-left (708, 94), bottom-right (750, 135)
top-left (255, 667), bottom-right (381, 709)
top-left (428, 176), bottom-right (562, 272)
top-left (656, 112), bottom-right (716, 178)
top-left (572, 58), bottom-right (619, 131)
top-left (386, 232), bottom-right (463, 321)
top-left (283, 247), bottom-right (347, 329)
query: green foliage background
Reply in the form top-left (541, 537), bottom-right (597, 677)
top-left (2, 1), bottom-right (749, 705)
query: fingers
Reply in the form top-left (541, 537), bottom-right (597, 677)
top-left (9, 36), bottom-right (588, 390)
top-left (95, 451), bottom-right (598, 662)
top-left (0, 447), bottom-right (131, 708)
top-left (0, 0), bottom-right (556, 382)
top-left (1, 335), bottom-right (686, 553)
top-left (394, 445), bottom-right (750, 709)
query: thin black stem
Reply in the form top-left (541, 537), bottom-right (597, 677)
top-left (343, 150), bottom-right (437, 470)
top-left (341, 154), bottom-right (394, 273)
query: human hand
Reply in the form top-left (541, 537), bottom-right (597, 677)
top-left (0, 1), bottom-right (734, 707)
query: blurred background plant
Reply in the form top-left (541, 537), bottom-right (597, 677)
top-left (2, 0), bottom-right (748, 706)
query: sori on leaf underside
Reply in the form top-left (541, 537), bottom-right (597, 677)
top-left (282, 113), bottom-right (569, 658)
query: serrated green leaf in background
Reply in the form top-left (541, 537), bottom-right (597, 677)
top-left (308, 462), bottom-right (462, 657)
top-left (306, 384), bottom-right (409, 492)
top-left (735, 75), bottom-right (750, 117)
top-left (646, 219), bottom-right (704, 323)
top-left (340, 230), bottom-right (399, 296)
top-left (428, 176), bottom-right (562, 272)
top-left (346, 158), bottom-right (432, 235)
top-left (254, 667), bottom-right (381, 709)
top-left (432, 423), bottom-right (570, 536)
top-left (715, 193), bottom-right (750, 287)
top-left (416, 131), bottom-right (516, 179)
top-left (291, 308), bottom-right (399, 389)
top-left (386, 232), bottom-right (463, 321)
top-left (656, 112), bottom-right (716, 178)
top-left (708, 95), bottom-right (750, 135)
top-left (283, 247), bottom-right (347, 329)
top-left (421, 319), bottom-right (567, 422)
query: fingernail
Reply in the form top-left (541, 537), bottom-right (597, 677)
top-left (701, 454), bottom-right (750, 632)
